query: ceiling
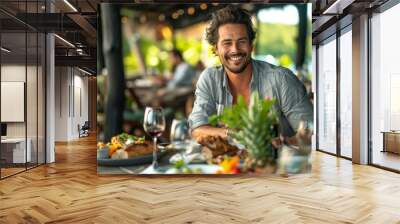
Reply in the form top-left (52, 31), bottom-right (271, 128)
top-left (0, 0), bottom-right (99, 73)
top-left (2, 0), bottom-right (388, 73)
top-left (311, 0), bottom-right (389, 43)
top-left (1, 1), bottom-right (311, 74)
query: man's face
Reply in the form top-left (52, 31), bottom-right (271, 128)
top-left (169, 52), bottom-right (179, 66)
top-left (215, 23), bottom-right (252, 74)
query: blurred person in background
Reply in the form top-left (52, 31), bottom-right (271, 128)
top-left (157, 49), bottom-right (196, 97)
top-left (166, 49), bottom-right (196, 90)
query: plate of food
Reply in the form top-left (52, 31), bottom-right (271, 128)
top-left (97, 133), bottom-right (166, 166)
top-left (197, 135), bottom-right (244, 164)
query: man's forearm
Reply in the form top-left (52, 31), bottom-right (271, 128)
top-left (283, 135), bottom-right (298, 145)
top-left (191, 125), bottom-right (228, 142)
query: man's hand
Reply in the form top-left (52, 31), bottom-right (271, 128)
top-left (271, 137), bottom-right (282, 149)
top-left (271, 135), bottom-right (298, 148)
top-left (156, 88), bottom-right (167, 97)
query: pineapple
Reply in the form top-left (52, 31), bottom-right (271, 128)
top-left (210, 92), bottom-right (278, 171)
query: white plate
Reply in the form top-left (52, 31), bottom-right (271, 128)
top-left (140, 164), bottom-right (221, 174)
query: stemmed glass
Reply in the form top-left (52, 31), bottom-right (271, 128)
top-left (143, 107), bottom-right (166, 169)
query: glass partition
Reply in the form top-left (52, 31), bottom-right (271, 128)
top-left (38, 32), bottom-right (45, 165)
top-left (0, 30), bottom-right (28, 177)
top-left (27, 30), bottom-right (38, 169)
top-left (0, 1), bottom-right (46, 179)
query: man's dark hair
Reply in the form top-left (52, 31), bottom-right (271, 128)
top-left (171, 48), bottom-right (183, 60)
top-left (206, 5), bottom-right (256, 47)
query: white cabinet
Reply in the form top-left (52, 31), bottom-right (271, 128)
top-left (1, 138), bottom-right (32, 163)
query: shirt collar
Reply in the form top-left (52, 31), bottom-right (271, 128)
top-left (221, 60), bottom-right (258, 90)
top-left (249, 60), bottom-right (257, 91)
top-left (221, 66), bottom-right (228, 88)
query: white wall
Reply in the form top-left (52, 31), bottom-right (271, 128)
top-left (55, 67), bottom-right (89, 141)
top-left (55, 67), bottom-right (69, 141)
top-left (1, 65), bottom-right (27, 138)
top-left (1, 63), bottom-right (46, 164)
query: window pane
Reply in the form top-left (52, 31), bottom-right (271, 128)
top-left (371, 4), bottom-right (400, 171)
top-left (317, 36), bottom-right (337, 154)
top-left (340, 29), bottom-right (352, 158)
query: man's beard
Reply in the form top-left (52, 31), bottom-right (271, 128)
top-left (222, 53), bottom-right (251, 74)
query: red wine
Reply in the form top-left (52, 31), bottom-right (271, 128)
top-left (147, 128), bottom-right (163, 137)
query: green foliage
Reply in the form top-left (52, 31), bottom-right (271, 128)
top-left (139, 38), bottom-right (169, 74)
top-left (172, 159), bottom-right (203, 174)
top-left (173, 159), bottom-right (186, 169)
top-left (209, 92), bottom-right (278, 167)
top-left (174, 35), bottom-right (203, 66)
top-left (255, 19), bottom-right (312, 72)
top-left (256, 23), bottom-right (297, 62)
top-left (117, 133), bottom-right (145, 143)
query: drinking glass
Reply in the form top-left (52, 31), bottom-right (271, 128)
top-left (170, 119), bottom-right (190, 160)
top-left (143, 107), bottom-right (166, 169)
top-left (170, 119), bottom-right (189, 143)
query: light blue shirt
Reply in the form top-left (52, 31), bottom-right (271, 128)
top-left (188, 60), bottom-right (313, 137)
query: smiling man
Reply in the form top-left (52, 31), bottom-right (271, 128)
top-left (188, 5), bottom-right (313, 146)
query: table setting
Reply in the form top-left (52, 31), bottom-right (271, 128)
top-left (97, 92), bottom-right (313, 175)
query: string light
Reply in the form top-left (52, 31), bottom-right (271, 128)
top-left (187, 7), bottom-right (195, 15)
top-left (158, 14), bottom-right (165, 21)
top-left (121, 16), bottom-right (128, 24)
top-left (200, 4), bottom-right (207, 10)
top-left (140, 15), bottom-right (147, 23)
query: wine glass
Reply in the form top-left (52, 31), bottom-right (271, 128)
top-left (216, 104), bottom-right (225, 128)
top-left (143, 107), bottom-right (166, 169)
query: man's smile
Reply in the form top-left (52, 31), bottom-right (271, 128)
top-left (226, 54), bottom-right (246, 64)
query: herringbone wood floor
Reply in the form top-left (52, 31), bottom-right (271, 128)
top-left (1, 135), bottom-right (400, 224)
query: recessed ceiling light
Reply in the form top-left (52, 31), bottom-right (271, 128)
top-left (54, 34), bottom-right (75, 48)
top-left (322, 0), bottom-right (354, 15)
top-left (63, 0), bottom-right (78, 12)
top-left (78, 67), bottom-right (93, 76)
top-left (1, 47), bottom-right (11, 53)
